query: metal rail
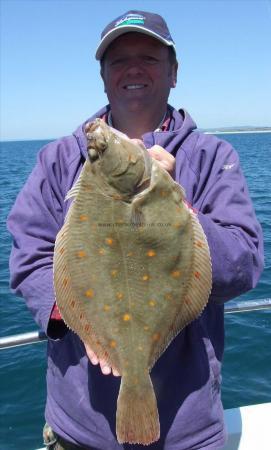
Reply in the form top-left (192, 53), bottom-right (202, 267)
top-left (224, 298), bottom-right (271, 314)
top-left (0, 298), bottom-right (270, 350)
top-left (0, 330), bottom-right (47, 350)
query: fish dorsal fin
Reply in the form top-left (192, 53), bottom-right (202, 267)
top-left (149, 205), bottom-right (212, 369)
top-left (53, 212), bottom-right (121, 374)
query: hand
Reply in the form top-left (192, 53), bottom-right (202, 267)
top-left (84, 343), bottom-right (121, 377)
top-left (148, 145), bottom-right (175, 177)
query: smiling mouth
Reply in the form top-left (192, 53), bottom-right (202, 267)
top-left (123, 84), bottom-right (147, 90)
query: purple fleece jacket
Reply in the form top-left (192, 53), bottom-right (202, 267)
top-left (7, 106), bottom-right (264, 450)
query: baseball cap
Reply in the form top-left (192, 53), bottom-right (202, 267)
top-left (95, 10), bottom-right (176, 60)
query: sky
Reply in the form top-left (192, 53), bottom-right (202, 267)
top-left (1, 0), bottom-right (271, 140)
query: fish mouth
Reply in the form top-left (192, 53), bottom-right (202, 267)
top-left (123, 84), bottom-right (147, 90)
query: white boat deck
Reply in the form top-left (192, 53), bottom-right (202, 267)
top-left (223, 402), bottom-right (271, 449)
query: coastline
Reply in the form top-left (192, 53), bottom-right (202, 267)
top-left (204, 130), bottom-right (271, 135)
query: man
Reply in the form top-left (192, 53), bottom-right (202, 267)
top-left (7, 10), bottom-right (263, 450)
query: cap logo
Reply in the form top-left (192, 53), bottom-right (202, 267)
top-left (115, 14), bottom-right (145, 28)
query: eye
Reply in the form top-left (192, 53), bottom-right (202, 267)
top-left (109, 57), bottom-right (126, 66)
top-left (143, 56), bottom-right (159, 64)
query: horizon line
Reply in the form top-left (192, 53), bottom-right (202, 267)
top-left (1, 126), bottom-right (271, 143)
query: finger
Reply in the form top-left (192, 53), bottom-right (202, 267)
top-left (85, 347), bottom-right (99, 365)
top-left (112, 367), bottom-right (121, 377)
top-left (148, 146), bottom-right (175, 176)
top-left (149, 145), bottom-right (174, 161)
top-left (100, 360), bottom-right (111, 375)
top-left (84, 343), bottom-right (121, 376)
top-left (84, 343), bottom-right (100, 364)
top-left (153, 158), bottom-right (173, 172)
top-left (130, 138), bottom-right (145, 149)
top-left (148, 147), bottom-right (163, 160)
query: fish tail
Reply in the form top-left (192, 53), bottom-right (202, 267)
top-left (116, 372), bottom-right (160, 445)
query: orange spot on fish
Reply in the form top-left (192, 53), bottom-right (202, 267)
top-left (85, 289), bottom-right (94, 298)
top-left (195, 240), bottom-right (204, 248)
top-left (79, 215), bottom-right (88, 221)
top-left (160, 190), bottom-right (167, 197)
top-left (84, 324), bottom-right (90, 332)
top-left (194, 271), bottom-right (201, 279)
top-left (105, 237), bottom-right (113, 246)
top-left (110, 340), bottom-right (117, 348)
top-left (147, 249), bottom-right (156, 257)
top-left (165, 293), bottom-right (173, 301)
top-left (173, 222), bottom-right (182, 229)
top-left (71, 300), bottom-right (75, 308)
top-left (123, 313), bottom-right (131, 321)
top-left (127, 251), bottom-right (133, 257)
top-left (171, 270), bottom-right (181, 278)
top-left (59, 247), bottom-right (65, 255)
top-left (98, 248), bottom-right (105, 255)
top-left (77, 250), bottom-right (86, 258)
top-left (152, 333), bottom-right (161, 342)
top-left (103, 305), bottom-right (111, 311)
top-left (144, 325), bottom-right (149, 331)
top-left (62, 278), bottom-right (68, 287)
top-left (149, 299), bottom-right (156, 307)
top-left (185, 297), bottom-right (191, 305)
top-left (112, 194), bottom-right (123, 200)
top-left (111, 269), bottom-right (118, 277)
top-left (142, 274), bottom-right (150, 281)
top-left (116, 292), bottom-right (124, 300)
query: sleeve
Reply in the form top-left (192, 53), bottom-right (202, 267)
top-left (7, 142), bottom-right (68, 339)
top-left (191, 137), bottom-right (264, 303)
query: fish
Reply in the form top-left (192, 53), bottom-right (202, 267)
top-left (53, 118), bottom-right (212, 445)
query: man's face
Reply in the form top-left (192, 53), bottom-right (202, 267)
top-left (101, 33), bottom-right (177, 115)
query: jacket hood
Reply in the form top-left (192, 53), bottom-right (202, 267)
top-left (73, 105), bottom-right (197, 159)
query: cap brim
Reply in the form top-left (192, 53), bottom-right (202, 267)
top-left (95, 25), bottom-right (176, 60)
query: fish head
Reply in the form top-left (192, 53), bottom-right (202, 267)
top-left (85, 119), bottom-right (151, 196)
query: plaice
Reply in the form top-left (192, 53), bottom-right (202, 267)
top-left (53, 119), bottom-right (212, 445)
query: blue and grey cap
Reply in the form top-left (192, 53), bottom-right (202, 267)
top-left (95, 10), bottom-right (176, 60)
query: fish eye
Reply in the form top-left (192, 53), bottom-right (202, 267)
top-left (88, 148), bottom-right (99, 162)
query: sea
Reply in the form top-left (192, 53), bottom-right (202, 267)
top-left (0, 132), bottom-right (270, 450)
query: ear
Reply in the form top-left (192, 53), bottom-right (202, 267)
top-left (170, 62), bottom-right (178, 88)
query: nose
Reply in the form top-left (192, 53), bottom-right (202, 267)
top-left (124, 57), bottom-right (144, 76)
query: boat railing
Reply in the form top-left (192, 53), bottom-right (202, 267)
top-left (0, 298), bottom-right (271, 350)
